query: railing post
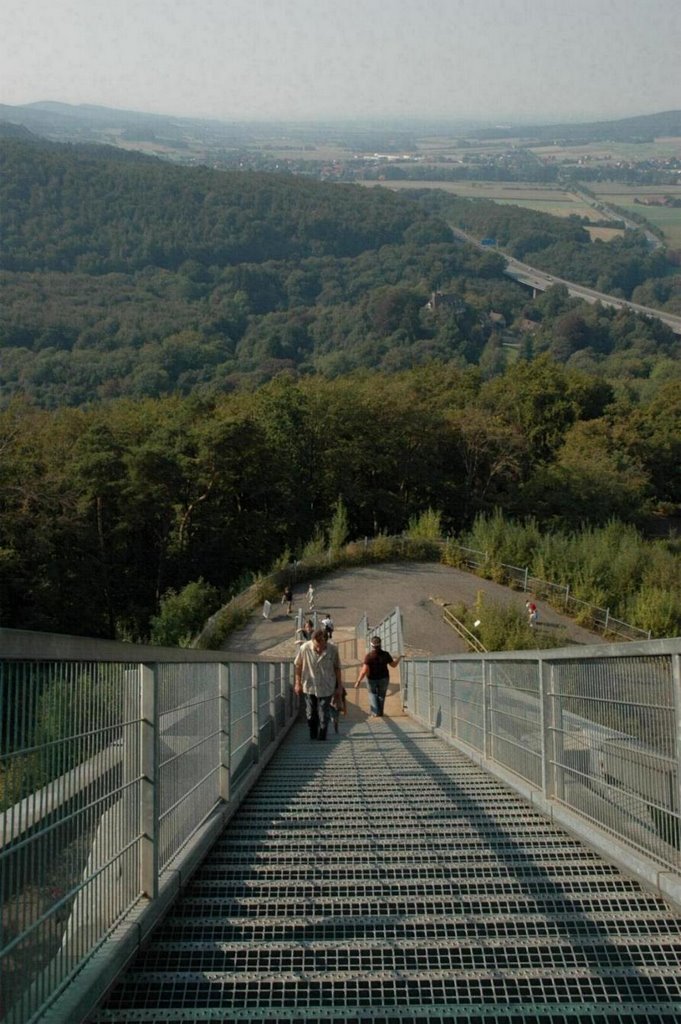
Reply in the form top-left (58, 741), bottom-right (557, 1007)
top-left (672, 654), bottom-right (681, 837)
top-left (428, 660), bottom-right (434, 727)
top-left (139, 662), bottom-right (158, 899)
top-left (482, 658), bottom-right (491, 760)
top-left (540, 658), bottom-right (554, 799)
top-left (269, 663), bottom-right (277, 740)
top-left (524, 566), bottom-right (529, 592)
top-left (251, 663), bottom-right (260, 763)
top-left (449, 659), bottom-right (456, 740)
top-left (219, 663), bottom-right (230, 803)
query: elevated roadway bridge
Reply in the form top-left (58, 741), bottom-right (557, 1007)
top-left (2, 567), bottom-right (681, 1023)
top-left (451, 227), bottom-right (681, 336)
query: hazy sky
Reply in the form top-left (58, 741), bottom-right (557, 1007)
top-left (2, 0), bottom-right (679, 123)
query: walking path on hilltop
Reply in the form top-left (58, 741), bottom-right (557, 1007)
top-left (221, 561), bottom-right (605, 659)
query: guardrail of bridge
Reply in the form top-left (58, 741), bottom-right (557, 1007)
top-left (402, 637), bottom-right (681, 906)
top-left (0, 628), bottom-right (298, 1024)
top-left (362, 606), bottom-right (404, 656)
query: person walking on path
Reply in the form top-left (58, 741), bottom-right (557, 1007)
top-left (321, 613), bottom-right (334, 639)
top-left (306, 584), bottom-right (315, 612)
top-left (355, 636), bottom-right (402, 718)
top-left (526, 599), bottom-right (539, 628)
top-left (294, 628), bottom-right (343, 741)
top-left (282, 584), bottom-right (293, 614)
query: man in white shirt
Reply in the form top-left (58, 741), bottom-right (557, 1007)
top-left (294, 628), bottom-right (343, 740)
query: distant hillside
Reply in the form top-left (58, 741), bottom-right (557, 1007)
top-left (0, 120), bottom-right (38, 140)
top-left (0, 137), bottom-right (434, 273)
top-left (475, 110), bottom-right (681, 143)
top-left (2, 101), bottom-right (680, 151)
top-left (0, 100), bottom-right (272, 148)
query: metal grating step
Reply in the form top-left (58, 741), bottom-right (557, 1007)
top-left (92, 718), bottom-right (681, 1023)
top-left (130, 936), bottom-right (681, 973)
top-left (193, 861), bottom-right (619, 882)
top-left (95, 972), bottom-right (681, 1010)
top-left (155, 911), bottom-right (681, 945)
top-left (89, 1006), bottom-right (681, 1023)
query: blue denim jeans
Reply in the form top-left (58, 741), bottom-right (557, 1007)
top-left (366, 677), bottom-right (389, 716)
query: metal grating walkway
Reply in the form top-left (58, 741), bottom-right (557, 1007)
top-left (91, 715), bottom-right (681, 1023)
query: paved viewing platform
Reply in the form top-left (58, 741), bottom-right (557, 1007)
top-left (222, 561), bottom-right (606, 659)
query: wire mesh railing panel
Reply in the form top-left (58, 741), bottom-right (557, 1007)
top-left (0, 659), bottom-right (141, 1024)
top-left (256, 663), bottom-right (274, 749)
top-left (431, 660), bottom-right (453, 737)
top-left (488, 660), bottom-right (543, 787)
top-left (373, 606), bottom-right (403, 657)
top-left (272, 663), bottom-right (288, 730)
top-left (227, 662), bottom-right (256, 783)
top-left (402, 642), bottom-right (681, 873)
top-left (452, 662), bottom-right (484, 752)
top-left (410, 660), bottom-right (432, 724)
top-left (550, 655), bottom-right (680, 867)
top-left (157, 663), bottom-right (222, 870)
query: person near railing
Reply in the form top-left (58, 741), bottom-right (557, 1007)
top-left (281, 584), bottom-right (293, 614)
top-left (354, 636), bottom-right (402, 718)
top-left (321, 613), bottom-right (334, 639)
top-left (294, 627), bottom-right (343, 740)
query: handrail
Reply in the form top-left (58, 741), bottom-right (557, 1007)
top-left (402, 638), bottom-right (681, 909)
top-left (0, 639), bottom-right (299, 1024)
top-left (442, 605), bottom-right (487, 653)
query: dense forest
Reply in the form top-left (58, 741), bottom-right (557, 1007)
top-left (1, 138), bottom-right (680, 642)
top-left (1, 361), bottom-right (679, 639)
top-left (1, 138), bottom-right (680, 407)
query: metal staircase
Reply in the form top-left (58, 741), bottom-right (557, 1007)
top-left (91, 715), bottom-right (681, 1023)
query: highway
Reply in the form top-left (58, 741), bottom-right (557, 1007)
top-left (503, 256), bottom-right (681, 334)
top-left (452, 227), bottom-right (681, 336)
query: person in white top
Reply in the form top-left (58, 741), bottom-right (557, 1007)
top-left (294, 629), bottom-right (343, 740)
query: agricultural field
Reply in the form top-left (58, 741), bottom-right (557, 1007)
top-left (585, 226), bottom-right (626, 242)
top-left (529, 138), bottom-right (681, 164)
top-left (588, 183), bottom-right (681, 248)
top-left (360, 179), bottom-right (615, 223)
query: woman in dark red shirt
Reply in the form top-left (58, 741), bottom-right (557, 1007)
top-left (354, 636), bottom-right (402, 718)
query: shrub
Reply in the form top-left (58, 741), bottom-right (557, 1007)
top-left (458, 593), bottom-right (565, 651)
top-left (406, 508), bottom-right (443, 541)
top-left (404, 537), bottom-right (441, 561)
top-left (624, 586), bottom-right (681, 637)
top-left (441, 539), bottom-right (467, 568)
top-left (150, 578), bottom-right (221, 647)
top-left (328, 498), bottom-right (350, 554)
top-left (196, 604), bottom-right (251, 650)
top-left (300, 530), bottom-right (327, 565)
top-left (367, 532), bottom-right (399, 562)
